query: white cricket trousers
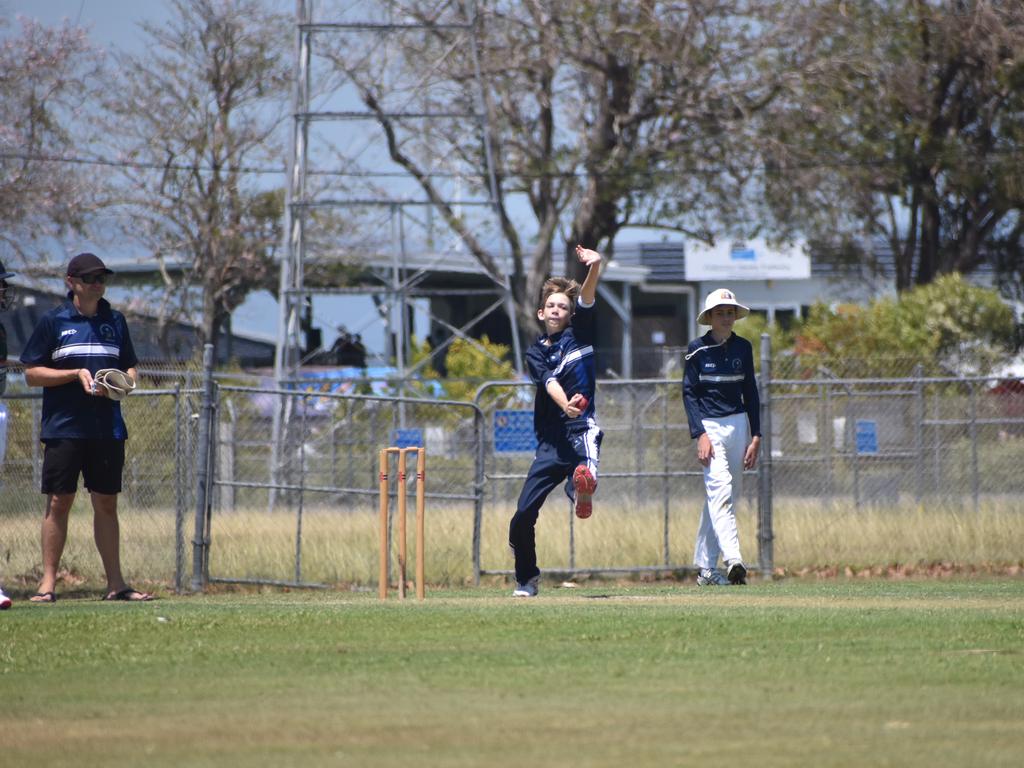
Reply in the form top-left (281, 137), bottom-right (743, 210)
top-left (693, 412), bottom-right (749, 570)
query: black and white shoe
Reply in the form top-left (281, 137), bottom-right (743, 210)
top-left (512, 575), bottom-right (540, 597)
top-left (726, 560), bottom-right (747, 585)
top-left (696, 568), bottom-right (729, 586)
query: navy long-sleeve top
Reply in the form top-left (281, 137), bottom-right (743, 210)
top-left (682, 331), bottom-right (761, 439)
top-left (525, 299), bottom-right (597, 443)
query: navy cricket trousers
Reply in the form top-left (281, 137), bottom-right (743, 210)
top-left (508, 426), bottom-right (602, 585)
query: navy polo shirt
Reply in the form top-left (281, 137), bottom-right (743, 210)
top-left (682, 331), bottom-right (761, 439)
top-left (526, 298), bottom-right (597, 443)
top-left (20, 296), bottom-right (138, 440)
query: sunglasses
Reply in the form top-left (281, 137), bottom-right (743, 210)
top-left (76, 273), bottom-right (108, 285)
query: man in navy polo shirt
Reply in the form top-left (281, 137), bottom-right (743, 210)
top-left (20, 253), bottom-right (152, 603)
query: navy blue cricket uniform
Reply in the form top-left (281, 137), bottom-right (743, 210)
top-left (20, 296), bottom-right (138, 440)
top-left (682, 331), bottom-right (760, 440)
top-left (508, 298), bottom-right (604, 585)
top-left (682, 329), bottom-right (761, 572)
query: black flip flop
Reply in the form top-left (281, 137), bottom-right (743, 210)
top-left (29, 591), bottom-right (57, 604)
top-left (103, 587), bottom-right (154, 602)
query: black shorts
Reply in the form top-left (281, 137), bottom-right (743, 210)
top-left (41, 438), bottom-right (126, 495)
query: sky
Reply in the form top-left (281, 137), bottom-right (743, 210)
top-left (2, 0), bottom-right (417, 356)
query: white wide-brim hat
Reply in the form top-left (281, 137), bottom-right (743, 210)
top-left (697, 288), bottom-right (750, 325)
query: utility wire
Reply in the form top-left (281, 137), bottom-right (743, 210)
top-left (3, 146), bottom-right (1022, 180)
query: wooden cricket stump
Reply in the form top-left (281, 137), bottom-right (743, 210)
top-left (378, 446), bottom-right (426, 600)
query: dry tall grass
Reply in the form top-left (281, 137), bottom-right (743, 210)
top-left (2, 496), bottom-right (1021, 590)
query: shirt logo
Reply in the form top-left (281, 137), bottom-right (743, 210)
top-left (99, 324), bottom-right (116, 340)
top-left (60, 329), bottom-right (77, 338)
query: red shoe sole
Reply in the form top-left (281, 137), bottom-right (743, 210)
top-left (573, 465), bottom-right (597, 495)
top-left (575, 494), bottom-right (592, 519)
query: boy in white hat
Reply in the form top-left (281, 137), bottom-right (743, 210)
top-left (682, 288), bottom-right (761, 586)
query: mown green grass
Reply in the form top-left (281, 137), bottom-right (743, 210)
top-left (2, 579), bottom-right (1022, 767)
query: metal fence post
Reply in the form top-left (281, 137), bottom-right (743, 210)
top-left (191, 343), bottom-right (215, 592)
top-left (969, 381), bottom-right (979, 513)
top-left (661, 388), bottom-right (670, 567)
top-left (31, 397), bottom-right (41, 490)
top-left (473, 403), bottom-right (485, 585)
top-left (294, 393), bottom-right (308, 584)
top-left (173, 384), bottom-right (185, 592)
top-left (758, 334), bottom-right (774, 578)
top-left (849, 407), bottom-right (861, 511)
top-left (914, 366), bottom-right (924, 504)
top-left (822, 381), bottom-right (833, 505)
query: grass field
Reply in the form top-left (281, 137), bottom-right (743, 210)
top-left (2, 579), bottom-right (1022, 767)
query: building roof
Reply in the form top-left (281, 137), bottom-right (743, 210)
top-left (2, 286), bottom-right (275, 367)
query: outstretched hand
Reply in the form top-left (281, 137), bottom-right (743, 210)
top-left (575, 244), bottom-right (602, 268)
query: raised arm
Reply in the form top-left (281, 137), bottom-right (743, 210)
top-left (575, 245), bottom-right (603, 305)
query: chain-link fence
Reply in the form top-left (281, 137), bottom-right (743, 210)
top-left (0, 383), bottom-right (198, 593)
top-left (202, 384), bottom-right (484, 589)
top-left (472, 379), bottom-right (765, 581)
top-left (3, 337), bottom-right (1022, 593)
top-left (764, 369), bottom-right (1024, 510)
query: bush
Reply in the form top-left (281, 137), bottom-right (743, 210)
top-left (788, 274), bottom-right (1015, 377)
top-left (412, 335), bottom-right (518, 401)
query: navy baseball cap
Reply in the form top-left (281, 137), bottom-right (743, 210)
top-left (67, 252), bottom-right (114, 277)
top-left (0, 259), bottom-right (14, 280)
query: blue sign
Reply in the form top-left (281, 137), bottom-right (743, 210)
top-left (730, 247), bottom-right (756, 261)
top-left (855, 419), bottom-right (878, 455)
top-left (391, 428), bottom-right (424, 449)
top-left (494, 410), bottom-right (537, 453)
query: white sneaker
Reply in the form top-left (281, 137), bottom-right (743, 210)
top-left (0, 587), bottom-right (11, 610)
top-left (512, 575), bottom-right (540, 597)
top-left (696, 568), bottom-right (729, 586)
top-left (726, 560), bottom-right (748, 585)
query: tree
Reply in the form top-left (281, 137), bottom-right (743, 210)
top-left (759, 0), bottom-right (1024, 293)
top-left (100, 0), bottom-right (291, 354)
top-left (0, 17), bottom-right (102, 267)
top-left (791, 274), bottom-right (1016, 377)
top-left (325, 0), bottom-right (791, 339)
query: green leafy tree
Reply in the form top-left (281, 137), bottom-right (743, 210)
top-left (734, 312), bottom-right (796, 375)
top-left (791, 274), bottom-right (1015, 377)
top-left (410, 335), bottom-right (517, 403)
top-left (760, 1), bottom-right (1024, 293)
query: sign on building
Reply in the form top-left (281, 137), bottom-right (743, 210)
top-left (684, 237), bottom-right (811, 281)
